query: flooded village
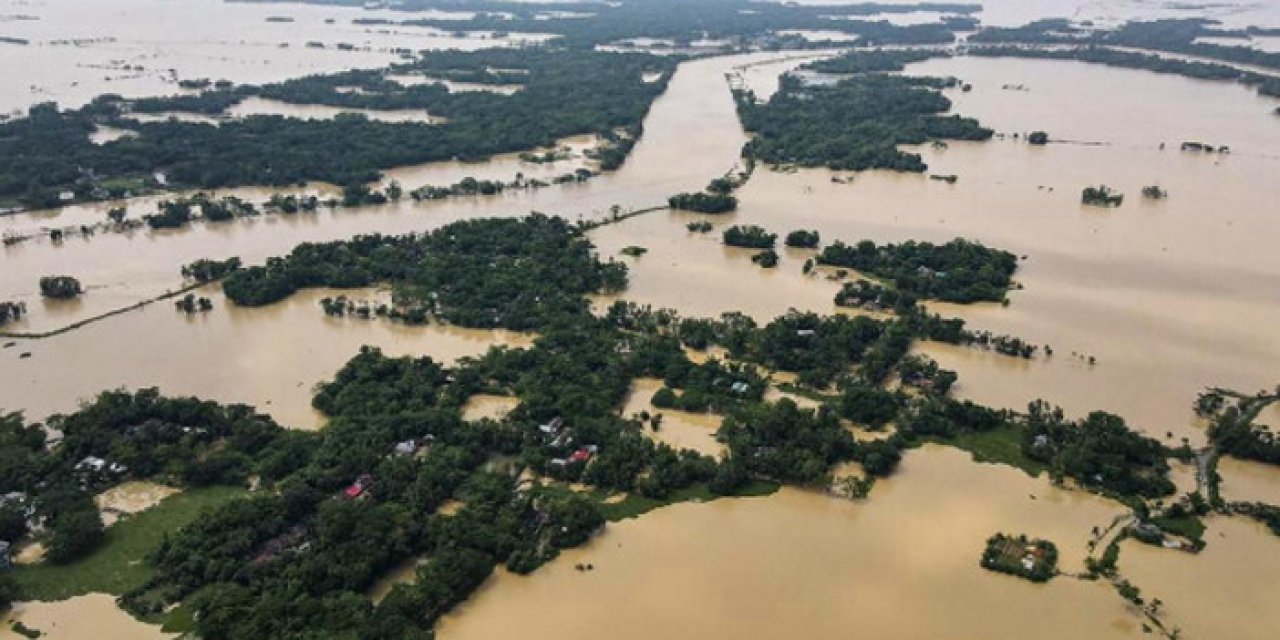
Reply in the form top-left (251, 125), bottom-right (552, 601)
top-left (2, 0), bottom-right (1280, 638)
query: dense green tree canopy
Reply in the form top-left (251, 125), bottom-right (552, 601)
top-left (222, 215), bottom-right (628, 330)
top-left (0, 48), bottom-right (674, 207)
top-left (738, 73), bottom-right (992, 172)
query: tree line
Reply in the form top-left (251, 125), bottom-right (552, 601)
top-left (0, 48), bottom-right (675, 209)
top-left (736, 70), bottom-right (992, 173)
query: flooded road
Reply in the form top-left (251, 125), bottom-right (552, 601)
top-left (438, 445), bottom-right (1139, 640)
top-left (1121, 515), bottom-right (1280, 640)
top-left (1, 287), bottom-right (531, 428)
top-left (1, 50), bottom-right (765, 334)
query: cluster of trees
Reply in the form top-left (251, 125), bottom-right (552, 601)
top-left (144, 199), bottom-right (192, 229)
top-left (107, 347), bottom-right (617, 636)
top-left (838, 380), bottom-right (905, 429)
top-left (588, 126), bottom-right (642, 171)
top-left (0, 390), bottom-right (303, 570)
top-left (785, 229), bottom-right (820, 248)
top-left (969, 44), bottom-right (1280, 99)
top-left (972, 332), bottom-right (1037, 359)
top-left (897, 396), bottom-right (1007, 440)
top-left (0, 411), bottom-right (109, 566)
top-left (722, 396), bottom-right (906, 481)
top-left (4, 235), bottom-right (1190, 634)
top-left (973, 18), bottom-right (1280, 73)
top-left (146, 194), bottom-right (260, 229)
top-left (1100, 18), bottom-right (1280, 72)
top-left (409, 167), bottom-right (599, 202)
top-left (1082, 185), bottom-right (1124, 207)
top-left (222, 215), bottom-right (628, 330)
top-left (720, 399), bottom-right (856, 484)
top-left (318, 295), bottom-right (386, 319)
top-left (181, 257), bottom-right (242, 283)
top-left (175, 294), bottom-right (213, 314)
top-left (411, 174), bottom-right (546, 201)
top-left (0, 48), bottom-right (675, 207)
top-left (0, 301), bottom-right (26, 325)
top-left (802, 48), bottom-right (941, 74)
top-left (1204, 394), bottom-right (1280, 466)
top-left (668, 191), bottom-right (738, 213)
top-left (896, 354), bottom-right (959, 396)
top-left (340, 182), bottom-right (392, 207)
top-left (980, 533), bottom-right (1058, 582)
top-left (1021, 401), bottom-right (1175, 499)
top-left (367, 0), bottom-right (974, 49)
top-left (737, 72), bottom-right (992, 172)
top-left (1027, 130), bottom-right (1049, 145)
top-left (817, 237), bottom-right (1017, 303)
top-left (1141, 185), bottom-right (1168, 199)
top-left (834, 279), bottom-right (915, 312)
top-left (1232, 502), bottom-right (1280, 536)
top-left (651, 359), bottom-right (768, 413)
top-left (723, 224), bottom-right (777, 249)
top-left (605, 301), bottom-right (992, 393)
top-left (751, 249), bottom-right (779, 268)
top-left (266, 193), bottom-right (320, 214)
top-left (38, 275), bottom-right (83, 299)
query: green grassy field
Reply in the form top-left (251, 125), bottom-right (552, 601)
top-left (1151, 512), bottom-right (1207, 542)
top-left (11, 485), bottom-right (246, 601)
top-left (597, 480), bottom-right (779, 522)
top-left (938, 425), bottom-right (1046, 478)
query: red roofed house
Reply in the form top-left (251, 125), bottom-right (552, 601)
top-left (343, 473), bottom-right (374, 499)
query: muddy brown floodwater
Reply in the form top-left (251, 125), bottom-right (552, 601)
top-left (620, 378), bottom-right (726, 457)
top-left (0, 593), bottom-right (170, 640)
top-left (223, 96), bottom-right (444, 124)
top-left (1, 51), bottom-right (787, 426)
top-left (461, 394), bottom-right (521, 423)
top-left (4, 9), bottom-right (1280, 637)
top-left (1121, 515), bottom-right (1280, 640)
top-left (1217, 448), bottom-right (1280, 505)
top-left (0, 287), bottom-right (532, 428)
top-left (0, 51), bottom-right (773, 334)
top-left (789, 0), bottom-right (1280, 29)
top-left (596, 54), bottom-right (1280, 445)
top-left (94, 481), bottom-right (179, 526)
top-left (0, 0), bottom-right (553, 115)
top-left (437, 445), bottom-right (1143, 640)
